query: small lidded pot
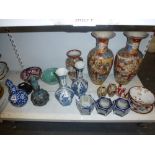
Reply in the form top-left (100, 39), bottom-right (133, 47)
top-left (113, 98), bottom-right (131, 117)
top-left (97, 85), bottom-right (107, 97)
top-left (95, 97), bottom-right (113, 116)
top-left (107, 83), bottom-right (117, 97)
top-left (66, 49), bottom-right (83, 80)
top-left (76, 95), bottom-right (95, 115)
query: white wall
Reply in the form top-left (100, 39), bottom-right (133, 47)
top-left (0, 32), bottom-right (153, 74)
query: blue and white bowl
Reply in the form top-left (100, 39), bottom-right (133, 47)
top-left (95, 97), bottom-right (113, 116)
top-left (113, 98), bottom-right (131, 117)
top-left (76, 95), bottom-right (95, 115)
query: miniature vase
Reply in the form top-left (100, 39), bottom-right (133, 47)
top-left (55, 68), bottom-right (74, 106)
top-left (71, 61), bottom-right (88, 97)
top-left (30, 76), bottom-right (49, 106)
top-left (6, 79), bottom-right (28, 107)
top-left (66, 49), bottom-right (83, 80)
top-left (87, 31), bottom-right (115, 85)
top-left (114, 31), bottom-right (148, 85)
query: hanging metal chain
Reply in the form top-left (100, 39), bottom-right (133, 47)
top-left (6, 29), bottom-right (24, 69)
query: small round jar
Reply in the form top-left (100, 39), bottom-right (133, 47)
top-left (107, 83), bottom-right (117, 97)
top-left (97, 85), bottom-right (107, 97)
top-left (66, 49), bottom-right (83, 80)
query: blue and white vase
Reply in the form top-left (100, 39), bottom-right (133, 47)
top-left (55, 68), bottom-right (74, 106)
top-left (6, 79), bottom-right (28, 107)
top-left (71, 61), bottom-right (88, 97)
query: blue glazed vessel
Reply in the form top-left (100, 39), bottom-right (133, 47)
top-left (6, 79), bottom-right (28, 107)
top-left (55, 68), bottom-right (74, 106)
top-left (113, 97), bottom-right (131, 117)
top-left (71, 61), bottom-right (88, 97)
top-left (95, 97), bottom-right (113, 116)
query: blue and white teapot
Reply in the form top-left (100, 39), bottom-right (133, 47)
top-left (6, 79), bottom-right (28, 107)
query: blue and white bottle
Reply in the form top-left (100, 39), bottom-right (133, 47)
top-left (71, 61), bottom-right (88, 97)
top-left (55, 68), bottom-right (74, 106)
top-left (6, 79), bottom-right (28, 107)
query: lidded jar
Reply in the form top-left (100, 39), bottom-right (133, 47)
top-left (55, 68), bottom-right (74, 106)
top-left (87, 31), bottom-right (115, 85)
top-left (114, 31), bottom-right (148, 85)
top-left (71, 61), bottom-right (88, 97)
top-left (66, 49), bottom-right (83, 80)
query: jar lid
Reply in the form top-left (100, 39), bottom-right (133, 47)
top-left (55, 68), bottom-right (68, 76)
top-left (75, 61), bottom-right (85, 70)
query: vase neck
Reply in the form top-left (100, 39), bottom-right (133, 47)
top-left (76, 69), bottom-right (83, 79)
top-left (96, 38), bottom-right (109, 52)
top-left (59, 75), bottom-right (67, 87)
top-left (30, 76), bottom-right (40, 91)
top-left (126, 37), bottom-right (142, 52)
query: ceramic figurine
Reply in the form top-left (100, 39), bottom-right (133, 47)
top-left (87, 31), bottom-right (115, 85)
top-left (76, 94), bottom-right (95, 115)
top-left (95, 97), bottom-right (113, 116)
top-left (6, 79), bottom-right (28, 107)
top-left (55, 68), bottom-right (74, 106)
top-left (113, 98), bottom-right (131, 117)
top-left (66, 49), bottom-right (83, 80)
top-left (41, 68), bottom-right (58, 85)
top-left (71, 61), bottom-right (88, 97)
top-left (114, 32), bottom-right (148, 85)
top-left (30, 76), bottom-right (49, 106)
top-left (97, 85), bottom-right (107, 97)
top-left (18, 82), bottom-right (33, 95)
top-left (107, 83), bottom-right (117, 97)
top-left (0, 84), bottom-right (4, 99)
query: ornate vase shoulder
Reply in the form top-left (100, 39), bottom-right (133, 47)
top-left (71, 61), bottom-right (88, 97)
top-left (66, 49), bottom-right (83, 80)
top-left (55, 68), bottom-right (74, 106)
top-left (114, 31), bottom-right (148, 85)
top-left (87, 31), bottom-right (115, 85)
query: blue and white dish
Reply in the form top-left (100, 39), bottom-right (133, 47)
top-left (6, 79), bottom-right (28, 107)
top-left (95, 97), bottom-right (113, 116)
top-left (76, 95), bottom-right (95, 115)
top-left (113, 98), bottom-right (131, 117)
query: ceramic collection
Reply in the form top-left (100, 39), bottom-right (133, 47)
top-left (1, 31), bottom-right (154, 118)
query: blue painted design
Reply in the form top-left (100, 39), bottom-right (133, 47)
top-left (113, 98), bottom-right (131, 117)
top-left (95, 97), bottom-right (113, 116)
top-left (6, 79), bottom-right (28, 107)
top-left (55, 87), bottom-right (74, 106)
top-left (71, 78), bottom-right (88, 97)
